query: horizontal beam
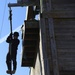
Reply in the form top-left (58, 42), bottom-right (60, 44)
top-left (42, 10), bottom-right (75, 18)
top-left (8, 2), bottom-right (39, 7)
top-left (8, 3), bottom-right (25, 7)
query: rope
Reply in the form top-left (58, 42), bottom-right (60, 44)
top-left (9, 7), bottom-right (13, 75)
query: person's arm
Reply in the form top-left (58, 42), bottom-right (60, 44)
top-left (6, 33), bottom-right (12, 43)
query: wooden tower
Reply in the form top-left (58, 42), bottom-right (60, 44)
top-left (20, 0), bottom-right (75, 75)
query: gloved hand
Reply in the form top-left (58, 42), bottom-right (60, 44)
top-left (9, 33), bottom-right (13, 37)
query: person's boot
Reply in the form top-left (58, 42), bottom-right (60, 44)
top-left (6, 70), bottom-right (11, 74)
top-left (12, 70), bottom-right (16, 74)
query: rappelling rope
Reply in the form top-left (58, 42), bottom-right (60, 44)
top-left (9, 7), bottom-right (13, 75)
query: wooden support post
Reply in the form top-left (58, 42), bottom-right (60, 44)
top-left (40, 0), bottom-right (51, 75)
top-left (39, 16), bottom-right (50, 75)
top-left (48, 18), bottom-right (59, 75)
top-left (40, 0), bottom-right (59, 75)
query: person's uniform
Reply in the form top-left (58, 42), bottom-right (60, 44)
top-left (6, 32), bottom-right (20, 74)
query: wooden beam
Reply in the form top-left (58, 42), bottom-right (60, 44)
top-left (48, 18), bottom-right (59, 75)
top-left (8, 1), bottom-right (39, 7)
top-left (39, 17), bottom-right (51, 75)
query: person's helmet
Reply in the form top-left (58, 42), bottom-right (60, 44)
top-left (14, 32), bottom-right (19, 37)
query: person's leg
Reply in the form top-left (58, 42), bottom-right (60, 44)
top-left (6, 53), bottom-right (11, 70)
top-left (12, 52), bottom-right (17, 74)
top-left (13, 59), bottom-right (17, 71)
top-left (6, 53), bottom-right (11, 73)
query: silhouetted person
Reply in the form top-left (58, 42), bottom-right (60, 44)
top-left (6, 32), bottom-right (20, 74)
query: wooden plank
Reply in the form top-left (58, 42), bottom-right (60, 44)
top-left (57, 49), bottom-right (75, 52)
top-left (55, 36), bottom-right (75, 40)
top-left (42, 10), bottom-right (75, 18)
top-left (54, 29), bottom-right (75, 33)
top-left (60, 71), bottom-right (75, 75)
top-left (58, 57), bottom-right (75, 60)
top-left (53, 18), bottom-right (75, 23)
top-left (52, 4), bottom-right (75, 10)
top-left (58, 53), bottom-right (75, 57)
top-left (56, 45), bottom-right (75, 49)
top-left (52, 0), bottom-right (75, 4)
top-left (59, 62), bottom-right (75, 70)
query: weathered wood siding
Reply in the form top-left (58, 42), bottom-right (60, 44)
top-left (54, 18), bottom-right (75, 71)
top-left (41, 18), bottom-right (75, 75)
top-left (40, 0), bottom-right (75, 74)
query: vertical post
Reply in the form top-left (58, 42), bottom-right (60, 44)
top-left (9, 7), bottom-right (12, 34)
top-left (39, 15), bottom-right (50, 75)
top-left (9, 7), bottom-right (12, 75)
top-left (40, 0), bottom-right (50, 75)
top-left (48, 18), bottom-right (59, 75)
top-left (40, 0), bottom-right (59, 75)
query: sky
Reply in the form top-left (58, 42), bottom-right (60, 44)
top-left (0, 0), bottom-right (30, 75)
